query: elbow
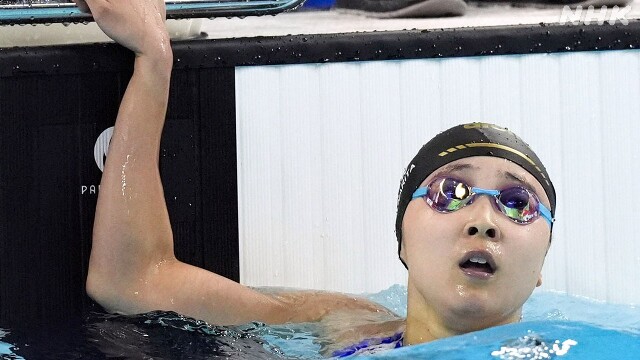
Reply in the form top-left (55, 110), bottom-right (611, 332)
top-left (86, 269), bottom-right (119, 313)
top-left (86, 263), bottom-right (135, 314)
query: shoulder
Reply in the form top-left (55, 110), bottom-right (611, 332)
top-left (256, 288), bottom-right (397, 323)
top-left (254, 288), bottom-right (406, 356)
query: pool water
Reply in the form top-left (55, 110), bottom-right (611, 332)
top-left (1, 285), bottom-right (639, 359)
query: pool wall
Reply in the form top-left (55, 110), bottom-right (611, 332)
top-left (236, 52), bottom-right (640, 304)
top-left (0, 52), bottom-right (240, 326)
top-left (1, 17), bottom-right (639, 327)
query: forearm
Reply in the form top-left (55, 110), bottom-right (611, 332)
top-left (116, 54), bottom-right (173, 153)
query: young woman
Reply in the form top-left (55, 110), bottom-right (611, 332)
top-left (80, 0), bottom-right (556, 356)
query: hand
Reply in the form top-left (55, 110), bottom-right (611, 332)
top-left (74, 0), bottom-right (170, 59)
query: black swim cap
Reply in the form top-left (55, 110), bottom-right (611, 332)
top-left (395, 123), bottom-right (556, 267)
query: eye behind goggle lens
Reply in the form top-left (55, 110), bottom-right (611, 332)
top-left (498, 187), bottom-right (538, 223)
top-left (499, 187), bottom-right (531, 209)
top-left (428, 178), bottom-right (471, 212)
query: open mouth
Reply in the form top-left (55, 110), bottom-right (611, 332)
top-left (459, 251), bottom-right (496, 278)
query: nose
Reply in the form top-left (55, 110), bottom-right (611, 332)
top-left (463, 196), bottom-right (501, 240)
top-left (465, 223), bottom-right (498, 238)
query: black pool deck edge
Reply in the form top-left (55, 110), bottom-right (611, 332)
top-left (2, 20), bottom-right (640, 76)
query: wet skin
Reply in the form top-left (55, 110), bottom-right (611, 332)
top-left (79, 0), bottom-right (554, 351)
top-left (401, 156), bottom-right (552, 345)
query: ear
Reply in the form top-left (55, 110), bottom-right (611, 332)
top-left (536, 273), bottom-right (542, 287)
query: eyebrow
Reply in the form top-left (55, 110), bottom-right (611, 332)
top-left (435, 163), bottom-right (537, 191)
top-left (438, 163), bottom-right (478, 174)
top-left (502, 171), bottom-right (535, 191)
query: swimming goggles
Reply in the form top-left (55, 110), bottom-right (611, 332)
top-left (412, 177), bottom-right (554, 226)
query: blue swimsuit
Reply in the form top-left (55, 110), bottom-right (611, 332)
top-left (332, 332), bottom-right (404, 358)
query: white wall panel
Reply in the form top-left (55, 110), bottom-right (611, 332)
top-left (559, 53), bottom-right (607, 300)
top-left (236, 50), bottom-right (640, 304)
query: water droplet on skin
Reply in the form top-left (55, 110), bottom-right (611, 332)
top-left (456, 284), bottom-right (467, 297)
top-left (121, 155), bottom-right (131, 197)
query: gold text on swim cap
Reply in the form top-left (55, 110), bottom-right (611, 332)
top-left (437, 143), bottom-right (550, 186)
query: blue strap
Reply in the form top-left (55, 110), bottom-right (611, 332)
top-left (411, 187), bottom-right (428, 199)
top-left (332, 332), bottom-right (404, 358)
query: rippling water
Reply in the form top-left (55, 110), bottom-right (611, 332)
top-left (1, 286), bottom-right (639, 359)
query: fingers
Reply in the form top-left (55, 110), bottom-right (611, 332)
top-left (73, 0), bottom-right (91, 13)
top-left (157, 0), bottom-right (167, 21)
top-left (72, 0), bottom-right (170, 57)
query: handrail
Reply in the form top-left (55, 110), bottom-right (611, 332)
top-left (0, 0), bottom-right (306, 25)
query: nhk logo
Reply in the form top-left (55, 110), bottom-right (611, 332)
top-left (82, 126), bottom-right (114, 195)
top-left (559, 5), bottom-right (631, 25)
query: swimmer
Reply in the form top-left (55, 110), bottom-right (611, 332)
top-left (81, 0), bottom-right (556, 356)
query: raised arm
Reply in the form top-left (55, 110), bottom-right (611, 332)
top-left (82, 0), bottom-right (386, 326)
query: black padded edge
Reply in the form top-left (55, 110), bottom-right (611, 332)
top-left (173, 20), bottom-right (640, 66)
top-left (2, 20), bottom-right (640, 77)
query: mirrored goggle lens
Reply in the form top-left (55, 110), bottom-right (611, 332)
top-left (496, 187), bottom-right (539, 223)
top-left (427, 178), bottom-right (472, 212)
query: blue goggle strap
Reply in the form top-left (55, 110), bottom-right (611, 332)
top-left (411, 187), bottom-right (428, 199)
top-left (538, 204), bottom-right (554, 226)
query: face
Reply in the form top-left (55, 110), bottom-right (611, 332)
top-left (401, 156), bottom-right (552, 332)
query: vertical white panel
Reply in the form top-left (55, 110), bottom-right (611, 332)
top-left (357, 62), bottom-right (405, 292)
top-left (277, 65), bottom-right (324, 288)
top-left (478, 55), bottom-right (522, 129)
top-left (518, 54), bottom-right (566, 293)
top-left (558, 52), bottom-right (608, 300)
top-left (397, 60), bottom-right (443, 160)
top-left (236, 50), bottom-right (640, 304)
top-left (236, 66), bottom-right (286, 286)
top-left (597, 51), bottom-right (640, 304)
top-left (317, 62), bottom-right (366, 292)
top-left (439, 58), bottom-right (483, 124)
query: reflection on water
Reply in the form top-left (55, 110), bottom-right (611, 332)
top-left (1, 312), bottom-right (292, 360)
top-left (1, 287), bottom-right (639, 359)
